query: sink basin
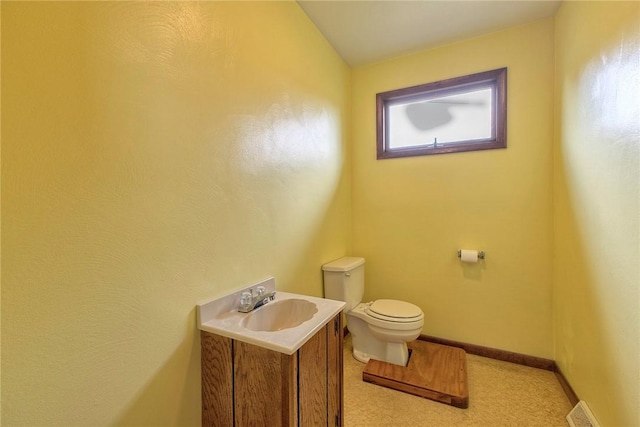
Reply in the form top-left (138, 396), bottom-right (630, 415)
top-left (242, 298), bottom-right (318, 332)
top-left (197, 278), bottom-right (346, 354)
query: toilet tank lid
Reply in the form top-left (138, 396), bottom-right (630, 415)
top-left (322, 257), bottom-right (365, 272)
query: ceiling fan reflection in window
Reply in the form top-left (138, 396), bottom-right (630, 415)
top-left (404, 90), bottom-right (489, 132)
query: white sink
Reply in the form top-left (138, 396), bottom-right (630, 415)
top-left (242, 298), bottom-right (318, 332)
top-left (197, 277), bottom-right (345, 355)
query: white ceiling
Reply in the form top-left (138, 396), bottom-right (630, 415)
top-left (297, 0), bottom-right (562, 67)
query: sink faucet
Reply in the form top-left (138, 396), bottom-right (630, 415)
top-left (238, 286), bottom-right (276, 313)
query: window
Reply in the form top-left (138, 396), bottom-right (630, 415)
top-left (376, 68), bottom-right (507, 159)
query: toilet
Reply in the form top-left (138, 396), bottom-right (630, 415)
top-left (322, 257), bottom-right (424, 366)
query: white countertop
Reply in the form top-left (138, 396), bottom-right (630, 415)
top-left (197, 277), bottom-right (346, 355)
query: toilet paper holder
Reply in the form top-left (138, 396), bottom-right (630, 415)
top-left (457, 250), bottom-right (485, 259)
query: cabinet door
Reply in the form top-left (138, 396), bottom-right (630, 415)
top-left (201, 332), bottom-right (233, 427)
top-left (299, 314), bottom-right (344, 427)
top-left (328, 314), bottom-right (344, 427)
top-left (298, 324), bottom-right (328, 425)
top-left (234, 341), bottom-right (297, 426)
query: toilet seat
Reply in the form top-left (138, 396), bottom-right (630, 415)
top-left (365, 299), bottom-right (423, 323)
top-left (348, 303), bottom-right (424, 332)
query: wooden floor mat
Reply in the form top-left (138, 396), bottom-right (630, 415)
top-left (362, 340), bottom-right (468, 408)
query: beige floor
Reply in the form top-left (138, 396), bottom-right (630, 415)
top-left (343, 335), bottom-right (573, 427)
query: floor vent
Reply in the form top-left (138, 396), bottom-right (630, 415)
top-left (567, 400), bottom-right (600, 427)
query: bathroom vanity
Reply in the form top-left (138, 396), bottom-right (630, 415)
top-left (197, 278), bottom-right (346, 427)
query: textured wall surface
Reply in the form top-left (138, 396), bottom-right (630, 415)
top-left (1, 2), bottom-right (350, 425)
top-left (351, 19), bottom-right (555, 358)
top-left (553, 2), bottom-right (640, 426)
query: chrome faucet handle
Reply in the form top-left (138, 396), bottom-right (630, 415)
top-left (239, 287), bottom-right (275, 312)
top-left (239, 291), bottom-right (253, 311)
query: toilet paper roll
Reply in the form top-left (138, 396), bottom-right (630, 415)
top-left (460, 249), bottom-right (479, 263)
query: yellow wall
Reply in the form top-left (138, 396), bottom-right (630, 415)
top-left (553, 2), bottom-right (640, 426)
top-left (351, 19), bottom-right (555, 358)
top-left (1, 2), bottom-right (350, 425)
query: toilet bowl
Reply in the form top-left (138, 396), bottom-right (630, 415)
top-left (322, 257), bottom-right (424, 366)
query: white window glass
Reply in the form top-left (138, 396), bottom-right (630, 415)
top-left (387, 88), bottom-right (493, 149)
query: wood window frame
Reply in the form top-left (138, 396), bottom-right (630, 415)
top-left (376, 67), bottom-right (507, 159)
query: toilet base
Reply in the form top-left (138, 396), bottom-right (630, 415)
top-left (362, 340), bottom-right (469, 409)
top-left (347, 313), bottom-right (417, 366)
top-left (352, 348), bottom-right (371, 364)
top-left (352, 342), bottom-right (409, 366)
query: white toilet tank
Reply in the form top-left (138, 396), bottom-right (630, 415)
top-left (322, 257), bottom-right (365, 312)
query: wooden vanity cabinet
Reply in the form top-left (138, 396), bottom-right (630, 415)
top-left (201, 314), bottom-right (343, 427)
